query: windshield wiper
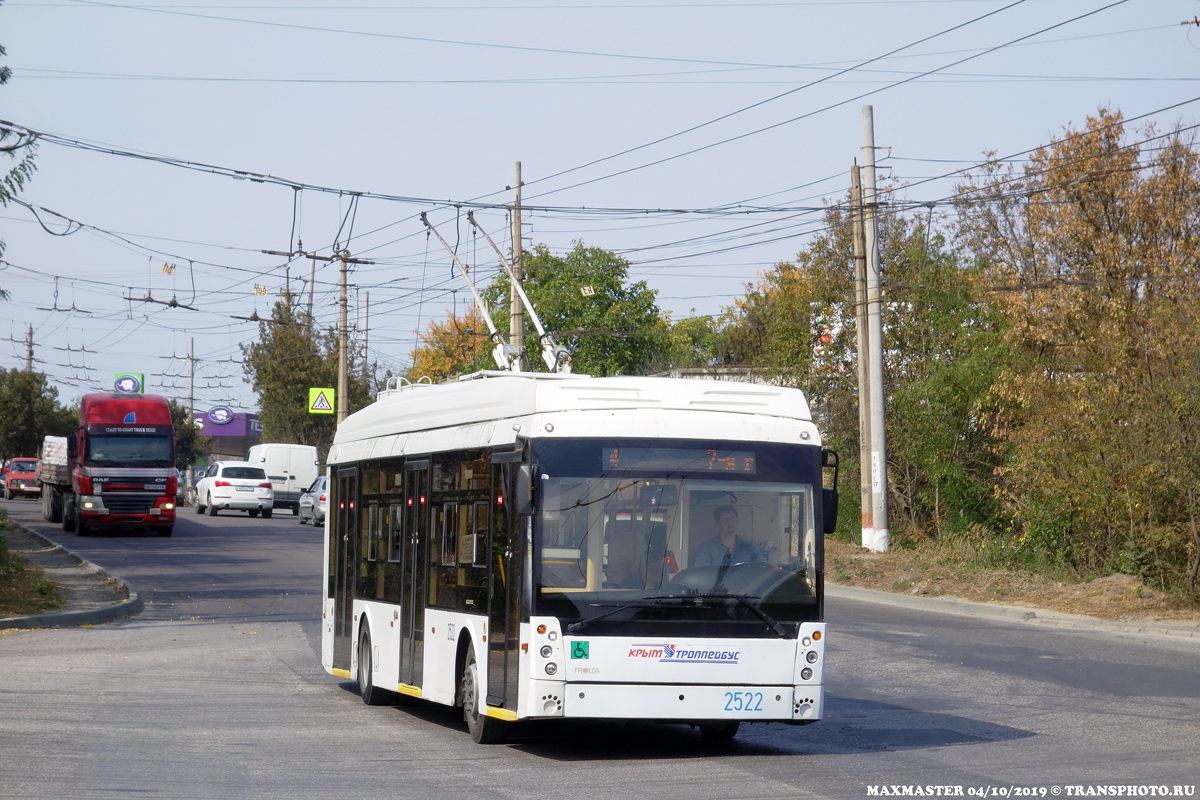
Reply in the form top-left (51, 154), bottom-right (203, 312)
top-left (565, 596), bottom-right (678, 633)
top-left (690, 592), bottom-right (792, 638)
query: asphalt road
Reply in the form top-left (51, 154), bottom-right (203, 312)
top-left (2, 497), bottom-right (1198, 800)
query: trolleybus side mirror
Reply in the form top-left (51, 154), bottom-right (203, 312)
top-left (67, 435), bottom-right (77, 461)
top-left (821, 449), bottom-right (839, 534)
top-left (516, 464), bottom-right (536, 516)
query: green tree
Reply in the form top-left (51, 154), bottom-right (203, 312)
top-left (954, 108), bottom-right (1200, 591)
top-left (241, 290), bottom-right (377, 462)
top-left (482, 242), bottom-right (671, 376)
top-left (720, 204), bottom-right (1007, 544)
top-left (0, 369), bottom-right (76, 458)
top-left (167, 400), bottom-right (209, 468)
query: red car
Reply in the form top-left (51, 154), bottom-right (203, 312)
top-left (4, 458), bottom-right (39, 500)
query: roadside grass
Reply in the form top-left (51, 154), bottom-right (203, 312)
top-left (826, 529), bottom-right (1200, 621)
top-left (0, 509), bottom-right (65, 618)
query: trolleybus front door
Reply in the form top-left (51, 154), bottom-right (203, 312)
top-left (400, 461), bottom-right (428, 687)
top-left (332, 467), bottom-right (359, 673)
top-left (487, 459), bottom-right (521, 709)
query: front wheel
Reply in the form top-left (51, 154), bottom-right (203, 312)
top-left (357, 626), bottom-right (392, 706)
top-left (157, 526), bottom-right (173, 537)
top-left (62, 496), bottom-right (76, 532)
top-left (461, 643), bottom-right (505, 744)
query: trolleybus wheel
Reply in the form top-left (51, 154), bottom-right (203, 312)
top-left (357, 625), bottom-right (392, 706)
top-left (461, 643), bottom-right (505, 744)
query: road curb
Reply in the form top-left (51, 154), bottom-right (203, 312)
top-left (827, 583), bottom-right (1200, 642)
top-left (0, 523), bottom-right (144, 631)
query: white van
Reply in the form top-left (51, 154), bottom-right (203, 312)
top-left (245, 443), bottom-right (320, 514)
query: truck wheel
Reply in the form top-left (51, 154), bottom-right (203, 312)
top-left (248, 509), bottom-right (259, 518)
top-left (207, 494), bottom-right (218, 516)
top-left (62, 496), bottom-right (76, 532)
top-left (157, 526), bottom-right (173, 537)
top-left (49, 492), bottom-right (62, 523)
top-left (76, 505), bottom-right (90, 537)
top-left (262, 508), bottom-right (273, 519)
top-left (292, 504), bottom-right (299, 516)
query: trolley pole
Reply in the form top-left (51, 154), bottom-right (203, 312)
top-left (862, 105), bottom-right (890, 553)
top-left (510, 161), bottom-right (524, 359)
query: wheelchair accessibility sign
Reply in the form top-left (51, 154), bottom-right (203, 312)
top-left (571, 641), bottom-right (589, 659)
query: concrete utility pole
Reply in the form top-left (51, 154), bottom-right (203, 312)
top-left (850, 166), bottom-right (874, 548)
top-left (188, 337), bottom-right (195, 421)
top-left (262, 245), bottom-right (370, 426)
top-left (334, 251), bottom-right (375, 425)
top-left (307, 256), bottom-right (316, 321)
top-left (862, 105), bottom-right (890, 553)
top-left (25, 324), bottom-right (33, 371)
top-left (361, 291), bottom-right (369, 379)
top-left (510, 161), bottom-right (524, 359)
top-left (337, 254), bottom-right (349, 425)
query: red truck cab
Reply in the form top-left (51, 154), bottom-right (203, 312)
top-left (63, 393), bottom-right (178, 537)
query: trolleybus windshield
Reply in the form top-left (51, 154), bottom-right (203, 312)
top-left (531, 439), bottom-right (821, 636)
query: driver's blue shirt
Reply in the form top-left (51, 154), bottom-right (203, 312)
top-left (694, 536), bottom-right (767, 566)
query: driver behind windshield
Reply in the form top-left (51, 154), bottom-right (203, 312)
top-left (693, 505), bottom-right (767, 567)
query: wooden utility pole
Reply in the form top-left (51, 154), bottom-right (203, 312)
top-left (862, 105), bottom-right (890, 553)
top-left (510, 162), bottom-right (524, 359)
top-left (850, 166), bottom-right (873, 547)
top-left (25, 324), bottom-right (33, 371)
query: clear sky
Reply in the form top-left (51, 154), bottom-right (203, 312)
top-left (1, 0), bottom-right (1197, 414)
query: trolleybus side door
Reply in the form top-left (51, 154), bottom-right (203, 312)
top-left (487, 453), bottom-right (523, 709)
top-left (333, 467), bottom-right (359, 673)
top-left (400, 459), bottom-right (429, 688)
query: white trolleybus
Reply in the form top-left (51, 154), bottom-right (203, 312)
top-left (320, 370), bottom-right (838, 743)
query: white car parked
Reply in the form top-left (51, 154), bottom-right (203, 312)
top-left (194, 461), bottom-right (274, 518)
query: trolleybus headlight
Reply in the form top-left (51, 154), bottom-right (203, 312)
top-left (802, 636), bottom-right (812, 646)
top-left (806, 651), bottom-right (819, 664)
top-left (545, 663), bottom-right (558, 676)
top-left (540, 645), bottom-right (553, 658)
top-left (801, 668), bottom-right (813, 680)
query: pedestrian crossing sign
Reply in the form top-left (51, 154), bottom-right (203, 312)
top-left (309, 387), bottom-right (335, 414)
